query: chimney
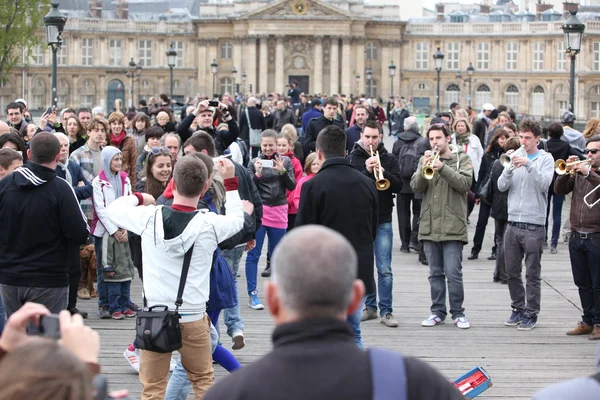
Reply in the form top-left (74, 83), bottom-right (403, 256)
top-left (435, 3), bottom-right (445, 22)
top-left (116, 0), bottom-right (129, 19)
top-left (88, 0), bottom-right (102, 18)
top-left (536, 2), bottom-right (554, 20)
top-left (563, 2), bottom-right (579, 19)
top-left (480, 4), bottom-right (491, 15)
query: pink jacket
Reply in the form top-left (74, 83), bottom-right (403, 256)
top-left (284, 151), bottom-right (303, 214)
top-left (293, 174), bottom-right (315, 210)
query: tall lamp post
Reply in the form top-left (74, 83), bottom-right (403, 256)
top-left (355, 73), bottom-right (361, 95)
top-left (210, 59), bottom-right (219, 97)
top-left (433, 47), bottom-right (444, 113)
top-left (44, 3), bottom-right (67, 109)
top-left (126, 58), bottom-right (142, 109)
top-left (366, 68), bottom-right (373, 98)
top-left (562, 11), bottom-right (585, 113)
top-left (232, 66), bottom-right (238, 94)
top-left (166, 44), bottom-right (177, 100)
top-left (241, 71), bottom-right (247, 95)
top-left (466, 63), bottom-right (474, 108)
top-left (388, 61), bottom-right (396, 98)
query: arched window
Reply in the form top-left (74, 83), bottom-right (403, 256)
top-left (221, 41), bottom-right (232, 59)
top-left (530, 85), bottom-right (545, 117)
top-left (504, 85), bottom-right (519, 113)
top-left (365, 42), bottom-right (378, 60)
top-left (32, 78), bottom-right (47, 110)
top-left (475, 84), bottom-right (491, 111)
top-left (220, 77), bottom-right (233, 95)
top-left (445, 84), bottom-right (460, 109)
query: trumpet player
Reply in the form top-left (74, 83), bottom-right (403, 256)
top-left (554, 135), bottom-right (600, 339)
top-left (498, 119), bottom-right (554, 331)
top-left (411, 123), bottom-right (473, 329)
top-left (348, 120), bottom-right (402, 328)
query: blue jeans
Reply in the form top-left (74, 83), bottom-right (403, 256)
top-left (107, 281), bottom-right (131, 313)
top-left (245, 225), bottom-right (286, 295)
top-left (423, 240), bottom-right (465, 320)
top-left (94, 236), bottom-right (108, 309)
top-left (347, 297), bottom-right (365, 349)
top-left (165, 323), bottom-right (219, 400)
top-left (545, 184), bottom-right (565, 248)
top-left (365, 223), bottom-right (394, 316)
top-left (222, 246), bottom-right (245, 337)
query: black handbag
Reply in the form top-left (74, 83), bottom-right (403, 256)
top-left (135, 245), bottom-right (194, 353)
top-left (477, 172), bottom-right (493, 206)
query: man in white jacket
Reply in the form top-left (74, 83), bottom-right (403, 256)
top-left (107, 155), bottom-right (248, 399)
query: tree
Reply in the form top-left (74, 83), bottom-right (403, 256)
top-left (0, 0), bottom-right (50, 85)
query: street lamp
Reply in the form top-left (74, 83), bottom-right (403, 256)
top-left (388, 61), bottom-right (396, 97)
top-left (241, 71), bottom-right (247, 95)
top-left (366, 68), bottom-right (373, 98)
top-left (232, 66), bottom-right (238, 94)
top-left (210, 59), bottom-right (219, 97)
top-left (126, 58), bottom-right (142, 109)
top-left (433, 47), bottom-right (444, 113)
top-left (44, 3), bottom-right (67, 109)
top-left (166, 44), bottom-right (177, 100)
top-left (466, 62), bottom-right (475, 108)
top-left (355, 73), bottom-right (361, 95)
top-left (562, 11), bottom-right (586, 113)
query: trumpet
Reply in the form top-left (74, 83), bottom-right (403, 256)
top-left (584, 183), bottom-right (600, 209)
top-left (499, 146), bottom-right (526, 171)
top-left (554, 158), bottom-right (591, 175)
top-left (370, 145), bottom-right (390, 191)
top-left (423, 146), bottom-right (440, 180)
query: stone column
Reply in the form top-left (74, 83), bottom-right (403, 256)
top-left (72, 75), bottom-right (79, 108)
top-left (246, 36), bottom-right (258, 95)
top-left (340, 37), bottom-right (351, 96)
top-left (233, 37), bottom-right (243, 91)
top-left (275, 36), bottom-right (284, 93)
top-left (207, 39), bottom-right (219, 96)
top-left (355, 38), bottom-right (365, 95)
top-left (99, 74), bottom-right (106, 110)
top-left (313, 36), bottom-right (323, 95)
top-left (330, 36), bottom-right (339, 95)
top-left (259, 36), bottom-right (269, 94)
top-left (98, 37), bottom-right (106, 66)
top-left (196, 39), bottom-right (208, 95)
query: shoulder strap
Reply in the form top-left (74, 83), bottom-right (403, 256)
top-left (591, 372), bottom-right (600, 384)
top-left (245, 107), bottom-right (253, 130)
top-left (174, 244), bottom-right (194, 310)
top-left (369, 348), bottom-right (407, 400)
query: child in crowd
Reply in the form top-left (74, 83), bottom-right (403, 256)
top-left (292, 152), bottom-right (320, 210)
top-left (277, 131), bottom-right (303, 230)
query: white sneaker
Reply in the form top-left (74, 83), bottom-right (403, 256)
top-left (421, 314), bottom-right (444, 327)
top-left (454, 317), bottom-right (470, 329)
top-left (123, 347), bottom-right (140, 373)
top-left (231, 331), bottom-right (245, 350)
top-left (169, 355), bottom-right (177, 372)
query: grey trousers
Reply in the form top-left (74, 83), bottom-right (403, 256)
top-left (504, 224), bottom-right (544, 316)
top-left (0, 284), bottom-right (68, 318)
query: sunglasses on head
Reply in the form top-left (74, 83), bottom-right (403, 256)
top-left (149, 146), bottom-right (170, 156)
top-left (586, 148), bottom-right (599, 155)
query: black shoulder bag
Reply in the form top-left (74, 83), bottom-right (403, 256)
top-left (135, 245), bottom-right (194, 353)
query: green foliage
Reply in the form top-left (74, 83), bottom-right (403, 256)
top-left (0, 0), bottom-right (51, 85)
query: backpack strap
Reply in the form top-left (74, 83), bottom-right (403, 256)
top-left (369, 348), bottom-right (407, 400)
top-left (591, 372), bottom-right (600, 384)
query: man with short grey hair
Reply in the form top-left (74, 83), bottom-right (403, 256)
top-left (205, 225), bottom-right (462, 400)
top-left (161, 132), bottom-right (181, 165)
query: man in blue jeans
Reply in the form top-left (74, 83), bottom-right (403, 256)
top-left (411, 123), bottom-right (473, 329)
top-left (347, 120), bottom-right (402, 327)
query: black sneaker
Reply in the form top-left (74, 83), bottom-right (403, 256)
top-left (399, 247), bottom-right (410, 253)
top-left (69, 308), bottom-right (88, 319)
top-left (409, 242), bottom-right (421, 252)
top-left (504, 309), bottom-right (524, 326)
top-left (419, 253), bottom-right (428, 266)
top-left (518, 315), bottom-right (537, 331)
top-left (261, 266), bottom-right (271, 277)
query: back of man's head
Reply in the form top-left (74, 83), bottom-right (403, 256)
top-left (404, 116), bottom-right (419, 132)
top-left (184, 131), bottom-right (216, 156)
top-left (271, 225), bottom-right (358, 319)
top-left (173, 155), bottom-right (208, 198)
top-left (316, 126), bottom-right (346, 159)
top-left (30, 132), bottom-right (60, 165)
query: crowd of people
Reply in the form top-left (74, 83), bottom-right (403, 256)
top-left (0, 86), bottom-right (599, 399)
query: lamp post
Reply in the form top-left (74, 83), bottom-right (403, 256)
top-left (433, 47), bottom-right (444, 113)
top-left (166, 44), bottom-right (177, 100)
top-left (44, 3), bottom-right (67, 109)
top-left (562, 11), bottom-right (585, 113)
top-left (135, 63), bottom-right (142, 107)
top-left (232, 66), bottom-right (238, 94)
top-left (388, 61), bottom-right (396, 98)
top-left (241, 71), bottom-right (247, 95)
top-left (366, 68), bottom-right (373, 98)
top-left (466, 62), bottom-right (474, 108)
top-left (355, 73), bottom-right (360, 95)
top-left (210, 59), bottom-right (218, 97)
top-left (126, 58), bottom-right (142, 109)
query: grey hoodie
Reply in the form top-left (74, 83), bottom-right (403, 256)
top-left (497, 149), bottom-right (554, 225)
top-left (561, 126), bottom-right (586, 153)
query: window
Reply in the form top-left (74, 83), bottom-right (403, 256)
top-left (82, 38), bottom-right (93, 66)
top-left (30, 45), bottom-right (44, 65)
top-left (557, 41), bottom-right (566, 71)
top-left (445, 84), bottom-right (460, 109)
top-left (475, 84), bottom-right (491, 111)
top-left (174, 80), bottom-right (182, 89)
top-left (505, 85), bottom-right (519, 112)
top-left (365, 42), bottom-right (378, 61)
top-left (506, 42), bottom-right (518, 70)
top-left (594, 42), bottom-right (600, 72)
top-left (591, 102), bottom-right (600, 119)
top-left (558, 100), bottom-right (568, 117)
top-left (531, 86), bottom-right (545, 117)
top-left (220, 41), bottom-right (232, 59)
top-left (109, 39), bottom-right (122, 67)
top-left (533, 42), bottom-right (544, 71)
top-left (170, 40), bottom-right (184, 68)
top-left (477, 42), bottom-right (489, 70)
top-left (368, 80), bottom-right (378, 98)
top-left (83, 79), bottom-right (94, 89)
top-left (220, 77), bottom-right (233, 94)
top-left (446, 42), bottom-right (460, 70)
top-left (139, 40), bottom-right (152, 67)
top-left (80, 95), bottom-right (94, 108)
top-left (415, 42), bottom-right (429, 70)
top-left (57, 39), bottom-right (67, 66)
top-left (417, 83), bottom-right (426, 90)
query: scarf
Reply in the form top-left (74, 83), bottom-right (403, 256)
top-left (101, 146), bottom-right (123, 199)
top-left (110, 130), bottom-right (127, 149)
top-left (58, 159), bottom-right (72, 186)
top-left (455, 132), bottom-right (471, 146)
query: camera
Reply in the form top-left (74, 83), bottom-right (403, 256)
top-left (208, 100), bottom-right (219, 107)
top-left (28, 314), bottom-right (61, 339)
top-left (260, 160), bottom-right (274, 169)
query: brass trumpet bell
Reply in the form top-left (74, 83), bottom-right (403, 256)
top-left (554, 158), bottom-right (591, 175)
top-left (369, 145), bottom-right (391, 191)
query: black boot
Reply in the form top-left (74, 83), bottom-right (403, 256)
top-left (467, 251), bottom-right (479, 260)
top-left (261, 259), bottom-right (271, 277)
top-left (487, 251), bottom-right (496, 261)
top-left (419, 249), bottom-right (428, 266)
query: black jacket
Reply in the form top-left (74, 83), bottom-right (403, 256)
top-left (273, 108), bottom-right (296, 132)
top-left (472, 117), bottom-right (489, 146)
top-left (348, 142), bottom-right (402, 224)
top-left (390, 108), bottom-right (410, 136)
top-left (239, 106), bottom-right (266, 145)
top-left (392, 129), bottom-right (430, 196)
top-left (55, 161), bottom-right (93, 201)
top-left (264, 113), bottom-right (275, 130)
top-left (345, 124), bottom-right (362, 155)
top-left (177, 114), bottom-right (240, 155)
top-left (205, 318), bottom-right (463, 400)
top-left (538, 138), bottom-right (583, 187)
top-left (0, 162), bottom-right (89, 288)
top-left (476, 145), bottom-right (503, 193)
top-left (296, 157), bottom-right (378, 293)
top-left (303, 115), bottom-right (345, 155)
top-left (490, 160), bottom-right (508, 221)
top-left (248, 155), bottom-right (296, 207)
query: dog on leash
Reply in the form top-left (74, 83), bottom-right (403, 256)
top-left (78, 244), bottom-right (98, 299)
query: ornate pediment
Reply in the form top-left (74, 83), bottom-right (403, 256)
top-left (241, 0), bottom-right (355, 20)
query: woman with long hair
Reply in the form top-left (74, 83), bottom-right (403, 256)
top-left (0, 132), bottom-right (28, 161)
top-left (583, 118), bottom-right (600, 139)
top-left (107, 111), bottom-right (138, 188)
top-left (65, 116), bottom-right (87, 154)
top-left (131, 112), bottom-right (151, 154)
top-left (292, 152), bottom-right (320, 210)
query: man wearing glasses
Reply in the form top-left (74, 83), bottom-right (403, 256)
top-left (555, 135), bottom-right (600, 340)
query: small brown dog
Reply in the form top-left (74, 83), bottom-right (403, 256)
top-left (79, 244), bottom-right (98, 299)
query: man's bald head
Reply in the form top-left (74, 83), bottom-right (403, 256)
top-left (270, 225), bottom-right (359, 320)
top-left (0, 121), bottom-right (10, 135)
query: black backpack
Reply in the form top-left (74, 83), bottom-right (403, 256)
top-left (396, 139), bottom-right (420, 180)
